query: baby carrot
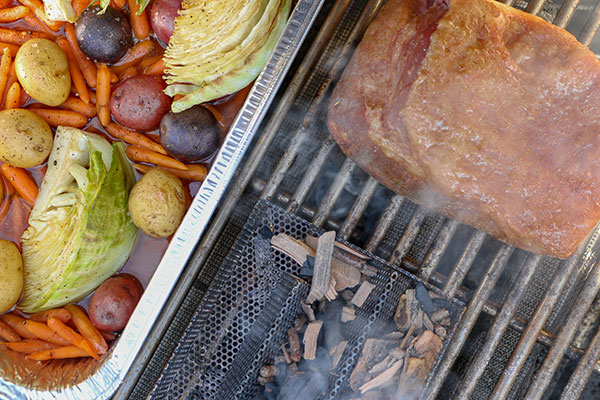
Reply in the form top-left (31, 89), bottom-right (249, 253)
top-left (27, 345), bottom-right (90, 360)
top-left (22, 320), bottom-right (71, 345)
top-left (1, 61), bottom-right (16, 108)
top-left (112, 0), bottom-right (126, 8)
top-left (100, 331), bottom-right (115, 341)
top-left (126, 145), bottom-right (188, 171)
top-left (96, 64), bottom-right (111, 127)
top-left (0, 28), bottom-right (48, 45)
top-left (5, 81), bottom-right (20, 109)
top-left (133, 163), bottom-right (207, 182)
top-left (71, 0), bottom-right (89, 17)
top-left (0, 6), bottom-right (29, 22)
top-left (112, 40), bottom-right (155, 74)
top-left (22, 14), bottom-right (56, 36)
top-left (0, 46), bottom-right (11, 102)
top-left (30, 308), bottom-right (72, 324)
top-left (118, 65), bottom-right (138, 81)
top-left (28, 108), bottom-right (88, 128)
top-left (0, 0), bottom-right (13, 8)
top-left (65, 305), bottom-right (107, 355)
top-left (0, 164), bottom-right (38, 204)
top-left (127, 0), bottom-right (150, 40)
top-left (65, 23), bottom-right (97, 87)
top-left (106, 123), bottom-right (167, 154)
top-left (0, 196), bottom-right (10, 223)
top-left (144, 58), bottom-right (164, 76)
top-left (0, 42), bottom-right (18, 56)
top-left (47, 317), bottom-right (99, 360)
top-left (61, 96), bottom-right (96, 118)
top-left (17, 0), bottom-right (63, 31)
top-left (5, 339), bottom-right (59, 354)
top-left (0, 319), bottom-right (20, 342)
top-left (0, 314), bottom-right (38, 339)
top-left (139, 54), bottom-right (162, 69)
top-left (57, 37), bottom-right (90, 104)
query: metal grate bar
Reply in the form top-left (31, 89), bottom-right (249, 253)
top-left (339, 177), bottom-right (378, 240)
top-left (388, 207), bottom-right (429, 264)
top-left (525, 0), bottom-right (548, 15)
top-left (423, 245), bottom-right (514, 400)
top-left (560, 315), bottom-right (600, 400)
top-left (286, 137), bottom-right (336, 212)
top-left (502, 0), bottom-right (516, 6)
top-left (525, 259), bottom-right (600, 400)
top-left (489, 253), bottom-right (586, 400)
top-left (312, 158), bottom-right (356, 226)
top-left (419, 220), bottom-right (459, 281)
top-left (443, 230), bottom-right (487, 298)
top-left (453, 254), bottom-right (542, 399)
top-left (579, 0), bottom-right (600, 45)
top-left (365, 194), bottom-right (404, 252)
top-left (553, 0), bottom-right (580, 28)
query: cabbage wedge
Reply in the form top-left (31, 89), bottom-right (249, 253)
top-left (42, 0), bottom-right (76, 22)
top-left (19, 127), bottom-right (137, 313)
top-left (164, 0), bottom-right (291, 112)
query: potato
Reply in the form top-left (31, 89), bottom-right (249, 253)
top-left (0, 240), bottom-right (23, 313)
top-left (15, 39), bottom-right (71, 106)
top-left (128, 168), bottom-right (185, 238)
top-left (89, 274), bottom-right (143, 331)
top-left (0, 109), bottom-right (53, 168)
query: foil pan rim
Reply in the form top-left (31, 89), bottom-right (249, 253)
top-left (0, 0), bottom-right (324, 397)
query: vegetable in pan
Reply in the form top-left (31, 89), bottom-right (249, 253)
top-left (20, 127), bottom-right (137, 313)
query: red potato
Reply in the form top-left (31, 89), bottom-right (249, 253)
top-left (150, 0), bottom-right (182, 44)
top-left (109, 75), bottom-right (171, 132)
top-left (89, 274), bottom-right (144, 332)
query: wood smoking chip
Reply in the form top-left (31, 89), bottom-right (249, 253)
top-left (359, 359), bottom-right (404, 394)
top-left (288, 328), bottom-right (302, 363)
top-left (332, 258), bottom-right (361, 291)
top-left (271, 233), bottom-right (316, 265)
top-left (301, 302), bottom-right (316, 322)
top-left (351, 281), bottom-right (375, 307)
top-left (306, 231), bottom-right (336, 304)
top-left (330, 340), bottom-right (348, 369)
top-left (303, 320), bottom-right (324, 360)
top-left (305, 235), bottom-right (371, 261)
top-left (341, 305), bottom-right (356, 322)
top-left (325, 277), bottom-right (338, 301)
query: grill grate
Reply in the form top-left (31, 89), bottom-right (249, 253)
top-left (126, 0), bottom-right (600, 398)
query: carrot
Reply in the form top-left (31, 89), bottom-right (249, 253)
top-left (5, 339), bottom-right (59, 354)
top-left (100, 331), bottom-right (115, 341)
top-left (27, 345), bottom-right (90, 360)
top-left (57, 37), bottom-right (90, 104)
top-left (0, 6), bottom-right (29, 22)
top-left (0, 195), bottom-right (10, 223)
top-left (112, 0), bottom-right (126, 8)
top-left (17, 0), bottom-right (63, 31)
top-left (22, 14), bottom-right (56, 36)
top-left (0, 314), bottom-right (38, 339)
top-left (0, 0), bottom-right (13, 8)
top-left (0, 319), bottom-right (20, 342)
top-left (112, 40), bottom-right (155, 74)
top-left (96, 64), bottom-right (111, 127)
top-left (139, 54), bottom-right (162, 69)
top-left (28, 108), bottom-right (88, 128)
top-left (127, 0), bottom-right (150, 40)
top-left (47, 317), bottom-right (99, 360)
top-left (65, 23), bottom-right (97, 87)
top-left (0, 42), bottom-right (18, 56)
top-left (126, 145), bottom-right (188, 171)
top-left (65, 305), bottom-right (107, 355)
top-left (61, 96), bottom-right (96, 118)
top-left (144, 58), bottom-right (164, 76)
top-left (1, 61), bottom-right (16, 108)
top-left (0, 164), bottom-right (38, 204)
top-left (0, 46), bottom-right (11, 102)
top-left (118, 65), bottom-right (138, 81)
top-left (71, 0), bottom-right (89, 17)
top-left (133, 163), bottom-right (207, 182)
top-left (0, 28), bottom-right (48, 45)
top-left (22, 320), bottom-right (71, 345)
top-left (29, 309), bottom-right (72, 324)
top-left (109, 69), bottom-right (119, 83)
top-left (106, 123), bottom-right (167, 154)
top-left (5, 81), bottom-right (19, 109)
top-left (202, 104), bottom-right (227, 132)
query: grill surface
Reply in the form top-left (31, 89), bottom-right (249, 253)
top-left (124, 0), bottom-right (600, 398)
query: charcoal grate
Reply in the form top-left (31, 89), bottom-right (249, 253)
top-left (150, 200), bottom-right (464, 400)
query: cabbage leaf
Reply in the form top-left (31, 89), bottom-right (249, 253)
top-left (19, 127), bottom-right (137, 313)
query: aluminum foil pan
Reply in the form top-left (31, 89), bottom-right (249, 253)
top-left (0, 0), bottom-right (325, 398)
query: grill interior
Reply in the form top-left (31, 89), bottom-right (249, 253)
top-left (122, 0), bottom-right (600, 399)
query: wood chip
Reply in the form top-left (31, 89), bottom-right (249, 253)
top-left (389, 347), bottom-right (405, 360)
top-left (329, 340), bottom-right (348, 369)
top-left (431, 309), bottom-right (450, 323)
top-left (359, 359), bottom-right (403, 394)
top-left (351, 281), bottom-right (375, 307)
top-left (423, 312), bottom-right (434, 332)
top-left (341, 305), bottom-right (356, 322)
top-left (400, 325), bottom-right (415, 350)
top-left (288, 328), bottom-right (302, 363)
top-left (271, 233), bottom-right (315, 265)
top-left (325, 277), bottom-right (338, 301)
top-left (369, 355), bottom-right (394, 375)
top-left (305, 235), bottom-right (371, 260)
top-left (435, 325), bottom-right (447, 339)
top-left (260, 365), bottom-right (280, 378)
top-left (331, 258), bottom-right (361, 291)
top-left (303, 320), bottom-right (323, 360)
top-left (301, 302), bottom-right (316, 321)
top-left (281, 344), bottom-right (292, 364)
top-left (360, 264), bottom-right (378, 277)
top-left (306, 231), bottom-right (335, 303)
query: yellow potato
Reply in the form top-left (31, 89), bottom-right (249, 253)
top-left (129, 168), bottom-right (186, 238)
top-left (0, 240), bottom-right (23, 313)
top-left (0, 109), bottom-right (53, 168)
top-left (15, 38), bottom-right (71, 106)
